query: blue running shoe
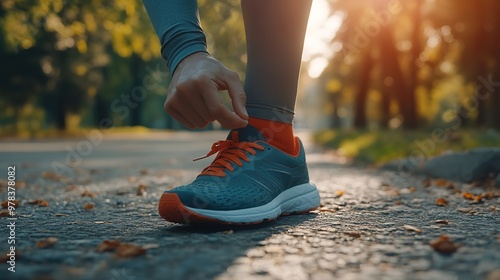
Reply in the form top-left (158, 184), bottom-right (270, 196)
top-left (158, 125), bottom-right (320, 225)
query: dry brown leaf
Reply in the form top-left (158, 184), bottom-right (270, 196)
top-left (409, 186), bottom-right (416, 193)
top-left (65, 185), bottom-right (79, 192)
top-left (137, 184), bottom-right (147, 196)
top-left (84, 203), bottom-right (94, 210)
top-left (16, 181), bottom-right (26, 188)
top-left (435, 220), bottom-right (449, 225)
top-left (473, 195), bottom-right (483, 203)
top-left (429, 235), bottom-right (460, 254)
top-left (403, 225), bottom-right (423, 233)
top-left (1, 200), bottom-right (18, 208)
top-left (41, 171), bottom-right (65, 182)
top-left (345, 232), bottom-right (361, 238)
top-left (115, 243), bottom-right (147, 258)
top-left (0, 210), bottom-right (10, 217)
top-left (434, 179), bottom-right (454, 189)
top-left (436, 198), bottom-right (447, 206)
top-left (482, 192), bottom-right (500, 200)
top-left (96, 239), bottom-right (121, 252)
top-left (318, 206), bottom-right (336, 213)
top-left (335, 190), bottom-right (345, 197)
top-left (81, 190), bottom-right (96, 198)
top-left (422, 178), bottom-right (431, 188)
top-left (462, 192), bottom-right (474, 200)
top-left (37, 237), bottom-right (58, 249)
top-left (28, 199), bottom-right (49, 207)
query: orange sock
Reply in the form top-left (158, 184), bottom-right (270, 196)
top-left (248, 117), bottom-right (298, 155)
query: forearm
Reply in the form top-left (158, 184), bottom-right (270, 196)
top-left (142, 0), bottom-right (208, 74)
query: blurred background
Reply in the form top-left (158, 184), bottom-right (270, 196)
top-left (1, 0), bottom-right (499, 163)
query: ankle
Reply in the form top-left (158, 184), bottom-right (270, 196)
top-left (248, 117), bottom-right (297, 155)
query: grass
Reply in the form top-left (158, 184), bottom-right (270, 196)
top-left (313, 128), bottom-right (500, 165)
top-left (0, 126), bottom-right (157, 139)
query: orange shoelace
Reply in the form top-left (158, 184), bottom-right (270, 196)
top-left (194, 137), bottom-right (265, 177)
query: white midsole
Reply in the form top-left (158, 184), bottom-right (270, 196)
top-left (184, 183), bottom-right (320, 223)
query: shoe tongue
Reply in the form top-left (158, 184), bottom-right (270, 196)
top-left (226, 124), bottom-right (267, 143)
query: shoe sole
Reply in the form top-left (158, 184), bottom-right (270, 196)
top-left (158, 183), bottom-right (320, 225)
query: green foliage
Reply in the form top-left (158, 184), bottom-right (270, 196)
top-left (314, 129), bottom-right (500, 164)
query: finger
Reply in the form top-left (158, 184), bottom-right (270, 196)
top-left (165, 101), bottom-right (196, 129)
top-left (184, 91), bottom-right (214, 123)
top-left (202, 86), bottom-right (247, 129)
top-left (224, 71), bottom-right (249, 120)
top-left (184, 105), bottom-right (209, 128)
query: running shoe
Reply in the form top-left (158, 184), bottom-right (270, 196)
top-left (158, 125), bottom-right (320, 225)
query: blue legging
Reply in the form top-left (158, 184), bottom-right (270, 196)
top-left (143, 0), bottom-right (312, 124)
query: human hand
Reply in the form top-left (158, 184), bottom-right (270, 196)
top-left (164, 52), bottom-right (248, 129)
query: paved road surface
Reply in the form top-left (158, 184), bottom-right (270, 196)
top-left (0, 131), bottom-right (499, 280)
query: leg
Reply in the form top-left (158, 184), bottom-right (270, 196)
top-left (157, 0), bottom-right (320, 225)
top-left (242, 0), bottom-right (312, 154)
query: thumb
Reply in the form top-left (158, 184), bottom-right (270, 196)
top-left (224, 71), bottom-right (249, 121)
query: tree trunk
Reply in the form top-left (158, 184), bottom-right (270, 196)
top-left (129, 54), bottom-right (143, 127)
top-left (354, 50), bottom-right (374, 128)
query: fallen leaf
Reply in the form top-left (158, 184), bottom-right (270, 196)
top-left (462, 192), bottom-right (474, 200)
top-left (65, 267), bottom-right (86, 276)
top-left (28, 199), bottom-right (49, 207)
top-left (115, 243), bottom-right (146, 258)
top-left (434, 179), bottom-right (454, 189)
top-left (482, 192), bottom-right (500, 200)
top-left (137, 184), bottom-right (147, 196)
top-left (473, 195), bottom-right (483, 203)
top-left (37, 237), bottom-right (58, 249)
top-left (403, 225), bottom-right (423, 233)
top-left (41, 171), bottom-right (65, 182)
top-left (345, 232), bottom-right (361, 238)
top-left (409, 186), bottom-right (416, 193)
top-left (422, 178), bottom-right (431, 188)
top-left (65, 185), bottom-right (79, 192)
top-left (54, 213), bottom-right (68, 217)
top-left (81, 190), bottom-right (96, 198)
top-left (0, 210), bottom-right (10, 217)
top-left (16, 181), bottom-right (26, 188)
top-left (318, 206), bottom-right (336, 213)
top-left (486, 270), bottom-right (500, 280)
top-left (429, 235), bottom-right (460, 254)
top-left (457, 207), bottom-right (474, 213)
top-left (84, 203), bottom-right (94, 210)
top-left (96, 239), bottom-right (121, 252)
top-left (435, 220), bottom-right (449, 225)
top-left (1, 200), bottom-right (18, 208)
top-left (335, 190), bottom-right (345, 197)
top-left (0, 250), bottom-right (19, 262)
top-left (436, 198), bottom-right (447, 206)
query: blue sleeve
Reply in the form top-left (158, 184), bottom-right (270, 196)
top-left (142, 0), bottom-right (208, 74)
